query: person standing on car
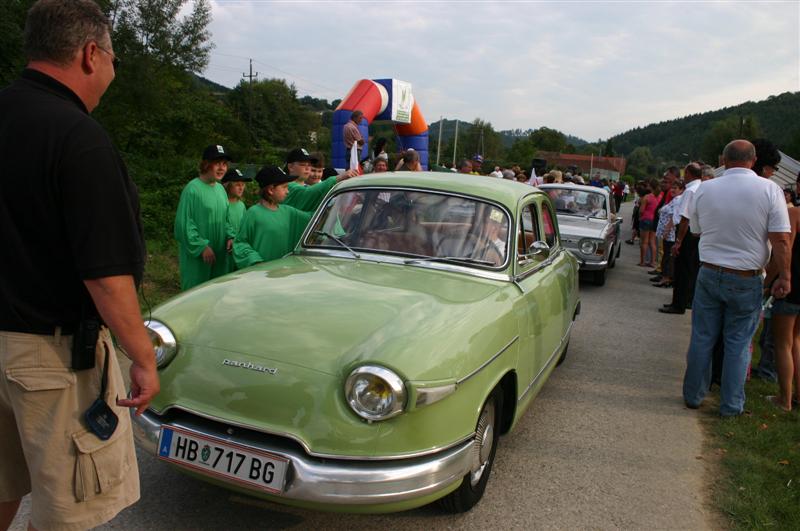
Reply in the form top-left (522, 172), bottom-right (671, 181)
top-left (0, 1), bottom-right (159, 529)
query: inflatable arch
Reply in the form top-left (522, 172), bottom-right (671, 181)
top-left (332, 79), bottom-right (429, 170)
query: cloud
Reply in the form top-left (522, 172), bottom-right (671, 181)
top-left (202, 0), bottom-right (799, 140)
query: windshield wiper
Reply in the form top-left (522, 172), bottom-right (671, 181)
top-left (313, 231), bottom-right (361, 259)
top-left (404, 256), bottom-right (495, 266)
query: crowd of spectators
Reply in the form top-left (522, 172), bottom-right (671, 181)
top-left (626, 138), bottom-right (799, 415)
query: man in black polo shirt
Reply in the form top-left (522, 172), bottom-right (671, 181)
top-left (0, 1), bottom-right (159, 529)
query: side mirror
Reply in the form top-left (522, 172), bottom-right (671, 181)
top-left (530, 240), bottom-right (550, 257)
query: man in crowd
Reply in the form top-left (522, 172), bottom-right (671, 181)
top-left (458, 159), bottom-right (473, 174)
top-left (661, 163), bottom-right (703, 314)
top-left (343, 110), bottom-right (365, 169)
top-left (750, 138), bottom-right (783, 382)
top-left (682, 140), bottom-right (790, 417)
top-left (471, 155), bottom-right (483, 175)
top-left (0, 1), bottom-right (159, 529)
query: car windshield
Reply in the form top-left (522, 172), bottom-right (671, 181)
top-left (304, 189), bottom-right (510, 267)
top-left (545, 188), bottom-right (607, 219)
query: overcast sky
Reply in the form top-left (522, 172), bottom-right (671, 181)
top-left (201, 0), bottom-right (800, 141)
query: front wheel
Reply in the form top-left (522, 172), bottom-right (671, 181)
top-left (439, 388), bottom-right (502, 513)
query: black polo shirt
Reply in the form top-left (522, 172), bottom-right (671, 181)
top-left (0, 69), bottom-right (145, 334)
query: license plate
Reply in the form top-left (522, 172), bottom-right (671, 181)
top-left (158, 426), bottom-right (289, 494)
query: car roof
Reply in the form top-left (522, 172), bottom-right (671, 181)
top-left (334, 171), bottom-right (542, 207)
top-left (539, 183), bottom-right (611, 197)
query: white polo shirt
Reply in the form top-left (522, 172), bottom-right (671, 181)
top-left (676, 178), bottom-right (702, 223)
top-left (690, 168), bottom-right (789, 270)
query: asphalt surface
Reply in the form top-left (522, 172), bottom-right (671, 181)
top-left (10, 201), bottom-right (715, 530)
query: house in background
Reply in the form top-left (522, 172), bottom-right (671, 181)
top-left (537, 151), bottom-right (627, 181)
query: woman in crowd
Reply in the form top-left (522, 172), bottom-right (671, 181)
top-left (638, 180), bottom-right (659, 267)
top-left (174, 144), bottom-right (235, 290)
top-left (768, 203), bottom-right (800, 411)
top-left (653, 179), bottom-right (684, 287)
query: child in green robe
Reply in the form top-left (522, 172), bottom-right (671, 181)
top-left (283, 147), bottom-right (354, 211)
top-left (174, 144), bottom-right (235, 290)
top-left (222, 167), bottom-right (252, 273)
top-left (234, 166), bottom-right (316, 267)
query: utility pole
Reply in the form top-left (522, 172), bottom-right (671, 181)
top-left (242, 59), bottom-right (259, 136)
top-left (436, 115), bottom-right (443, 166)
top-left (452, 120), bottom-right (459, 166)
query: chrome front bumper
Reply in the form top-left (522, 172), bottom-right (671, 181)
top-left (132, 409), bottom-right (474, 505)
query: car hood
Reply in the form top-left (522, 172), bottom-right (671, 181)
top-left (555, 216), bottom-right (609, 239)
top-left (152, 255), bottom-right (508, 380)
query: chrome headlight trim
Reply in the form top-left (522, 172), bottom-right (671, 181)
top-left (345, 365), bottom-right (406, 421)
top-left (578, 238), bottom-right (598, 255)
top-left (145, 319), bottom-right (177, 368)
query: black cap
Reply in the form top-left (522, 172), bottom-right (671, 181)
top-left (202, 144), bottom-right (233, 161)
top-left (286, 147), bottom-right (312, 164)
top-left (221, 168), bottom-right (252, 183)
top-left (255, 166), bottom-right (295, 188)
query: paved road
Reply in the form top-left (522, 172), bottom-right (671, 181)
top-left (11, 202), bottom-right (714, 530)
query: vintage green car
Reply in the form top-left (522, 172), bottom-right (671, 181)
top-left (132, 172), bottom-right (580, 513)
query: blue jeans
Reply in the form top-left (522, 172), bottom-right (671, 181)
top-left (683, 267), bottom-right (763, 416)
top-left (752, 316), bottom-right (777, 382)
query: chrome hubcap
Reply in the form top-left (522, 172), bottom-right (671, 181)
top-left (470, 398), bottom-right (495, 487)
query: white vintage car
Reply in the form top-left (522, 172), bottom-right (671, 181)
top-left (539, 184), bottom-right (622, 286)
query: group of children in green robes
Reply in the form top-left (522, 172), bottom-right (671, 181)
top-left (175, 145), bottom-right (355, 290)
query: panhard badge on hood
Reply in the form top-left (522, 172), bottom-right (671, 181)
top-left (223, 358), bottom-right (278, 375)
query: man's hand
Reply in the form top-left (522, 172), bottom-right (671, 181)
top-left (202, 246), bottom-right (216, 264)
top-left (84, 275), bottom-right (162, 416)
top-left (772, 277), bottom-right (791, 299)
top-left (226, 239), bottom-right (233, 253)
top-left (117, 361), bottom-right (160, 416)
top-left (671, 240), bottom-right (681, 257)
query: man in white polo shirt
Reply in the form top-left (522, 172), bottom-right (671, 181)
top-left (682, 139), bottom-right (791, 417)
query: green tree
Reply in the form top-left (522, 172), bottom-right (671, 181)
top-left (228, 78), bottom-right (320, 150)
top-left (701, 114), bottom-right (761, 165)
top-left (0, 0), bottom-right (34, 87)
top-left (464, 118), bottom-right (504, 161)
top-left (529, 127), bottom-right (567, 152)
top-left (603, 139), bottom-right (615, 157)
top-left (626, 146), bottom-right (655, 180)
top-left (104, 0), bottom-right (212, 72)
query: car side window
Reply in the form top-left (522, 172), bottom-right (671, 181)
top-left (517, 203), bottom-right (540, 264)
top-left (541, 202), bottom-right (558, 249)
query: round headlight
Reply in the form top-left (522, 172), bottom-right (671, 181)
top-left (579, 239), bottom-right (598, 255)
top-left (345, 366), bottom-right (406, 421)
top-left (145, 319), bottom-right (177, 368)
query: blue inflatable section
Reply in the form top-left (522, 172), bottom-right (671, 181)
top-left (331, 110), bottom-right (369, 169)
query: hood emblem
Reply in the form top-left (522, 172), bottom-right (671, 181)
top-left (223, 358), bottom-right (278, 375)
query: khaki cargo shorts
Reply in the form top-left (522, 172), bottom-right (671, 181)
top-left (0, 328), bottom-right (139, 531)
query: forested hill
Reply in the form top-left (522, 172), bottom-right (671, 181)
top-left (610, 91), bottom-right (800, 161)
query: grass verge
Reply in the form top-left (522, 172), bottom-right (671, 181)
top-left (707, 325), bottom-right (800, 528)
top-left (140, 238), bottom-right (181, 310)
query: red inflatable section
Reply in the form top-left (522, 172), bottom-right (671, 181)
top-left (336, 79), bottom-right (382, 123)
